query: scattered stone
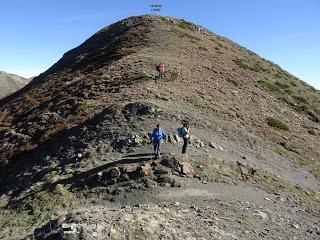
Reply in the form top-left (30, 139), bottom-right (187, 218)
top-left (108, 167), bottom-right (121, 179)
top-left (180, 161), bottom-right (194, 176)
top-left (156, 176), bottom-right (180, 187)
top-left (167, 135), bottom-right (174, 143)
top-left (256, 210), bottom-right (268, 221)
top-left (160, 155), bottom-right (194, 176)
top-left (291, 224), bottom-right (299, 229)
top-left (173, 134), bottom-right (180, 142)
top-left (138, 163), bottom-right (153, 176)
top-left (193, 174), bottom-right (201, 179)
top-left (121, 164), bottom-right (137, 173)
top-left (209, 142), bottom-right (223, 151)
top-left (160, 157), bottom-right (181, 173)
top-left (209, 143), bottom-right (216, 148)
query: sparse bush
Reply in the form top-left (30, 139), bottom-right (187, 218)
top-left (166, 71), bottom-right (179, 82)
top-left (314, 108), bottom-right (320, 115)
top-left (142, 36), bottom-right (152, 45)
top-left (284, 89), bottom-right (294, 94)
top-left (309, 86), bottom-right (317, 92)
top-left (199, 46), bottom-right (208, 51)
top-left (289, 81), bottom-right (297, 87)
top-left (159, 16), bottom-right (174, 25)
top-left (226, 78), bottom-right (239, 87)
top-left (266, 117), bottom-right (289, 131)
top-left (178, 19), bottom-right (194, 30)
top-left (292, 95), bottom-right (308, 105)
top-left (251, 63), bottom-right (270, 73)
top-left (130, 72), bottom-right (151, 82)
top-left (257, 80), bottom-right (281, 92)
top-left (294, 104), bottom-right (309, 113)
top-left (170, 28), bottom-right (200, 41)
top-left (275, 81), bottom-right (290, 89)
top-left (233, 59), bottom-right (270, 73)
top-left (233, 58), bottom-right (250, 70)
top-left (311, 168), bottom-right (320, 181)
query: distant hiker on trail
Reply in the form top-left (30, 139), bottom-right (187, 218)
top-left (178, 121), bottom-right (191, 156)
top-left (151, 123), bottom-right (166, 159)
top-left (156, 62), bottom-right (165, 79)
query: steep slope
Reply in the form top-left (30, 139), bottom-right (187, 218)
top-left (0, 71), bottom-right (29, 99)
top-left (0, 15), bottom-right (319, 239)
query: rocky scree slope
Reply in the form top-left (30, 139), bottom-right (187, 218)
top-left (0, 15), bottom-right (319, 239)
top-left (0, 71), bottom-right (29, 99)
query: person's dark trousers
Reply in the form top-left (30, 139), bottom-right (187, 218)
top-left (159, 71), bottom-right (164, 79)
top-left (182, 137), bottom-right (188, 154)
top-left (153, 140), bottom-right (161, 158)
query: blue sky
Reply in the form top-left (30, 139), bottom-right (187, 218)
top-left (0, 0), bottom-right (319, 89)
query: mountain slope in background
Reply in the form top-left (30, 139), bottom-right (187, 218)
top-left (0, 71), bottom-right (29, 99)
top-left (0, 15), bottom-right (319, 239)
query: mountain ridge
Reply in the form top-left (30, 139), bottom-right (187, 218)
top-left (0, 71), bottom-right (29, 99)
top-left (0, 14), bottom-right (319, 239)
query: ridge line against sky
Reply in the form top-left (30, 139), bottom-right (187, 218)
top-left (0, 0), bottom-right (319, 89)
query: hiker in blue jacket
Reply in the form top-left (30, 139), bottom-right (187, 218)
top-left (151, 123), bottom-right (166, 159)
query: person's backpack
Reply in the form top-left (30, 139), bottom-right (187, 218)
top-left (156, 64), bottom-right (160, 71)
top-left (177, 127), bottom-right (184, 138)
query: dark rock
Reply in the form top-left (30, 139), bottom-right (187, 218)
top-left (160, 156), bottom-right (194, 176)
top-left (122, 102), bottom-right (158, 119)
top-left (156, 175), bottom-right (180, 187)
top-left (108, 167), bottom-right (121, 179)
top-left (160, 157), bottom-right (181, 173)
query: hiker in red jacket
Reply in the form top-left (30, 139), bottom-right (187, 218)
top-left (156, 63), bottom-right (165, 79)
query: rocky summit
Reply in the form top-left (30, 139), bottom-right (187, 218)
top-left (0, 15), bottom-right (319, 240)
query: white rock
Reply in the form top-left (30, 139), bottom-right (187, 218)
top-left (209, 142), bottom-right (217, 148)
top-left (256, 210), bottom-right (268, 221)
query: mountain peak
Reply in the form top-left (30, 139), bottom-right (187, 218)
top-left (0, 15), bottom-right (319, 239)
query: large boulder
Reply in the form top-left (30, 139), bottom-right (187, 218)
top-left (160, 155), bottom-right (194, 176)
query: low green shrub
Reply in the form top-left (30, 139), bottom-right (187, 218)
top-left (226, 78), bottom-right (239, 87)
top-left (275, 81), bottom-right (290, 89)
top-left (314, 108), bottom-right (320, 115)
top-left (266, 117), bottom-right (289, 131)
top-left (130, 72), bottom-right (151, 82)
top-left (170, 29), bottom-right (200, 41)
top-left (292, 95), bottom-right (308, 104)
top-left (178, 19), bottom-right (194, 30)
top-left (199, 46), bottom-right (208, 51)
top-left (233, 59), bottom-right (269, 73)
top-left (159, 16), bottom-right (174, 25)
top-left (289, 81), bottom-right (297, 87)
top-left (258, 80), bottom-right (281, 92)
